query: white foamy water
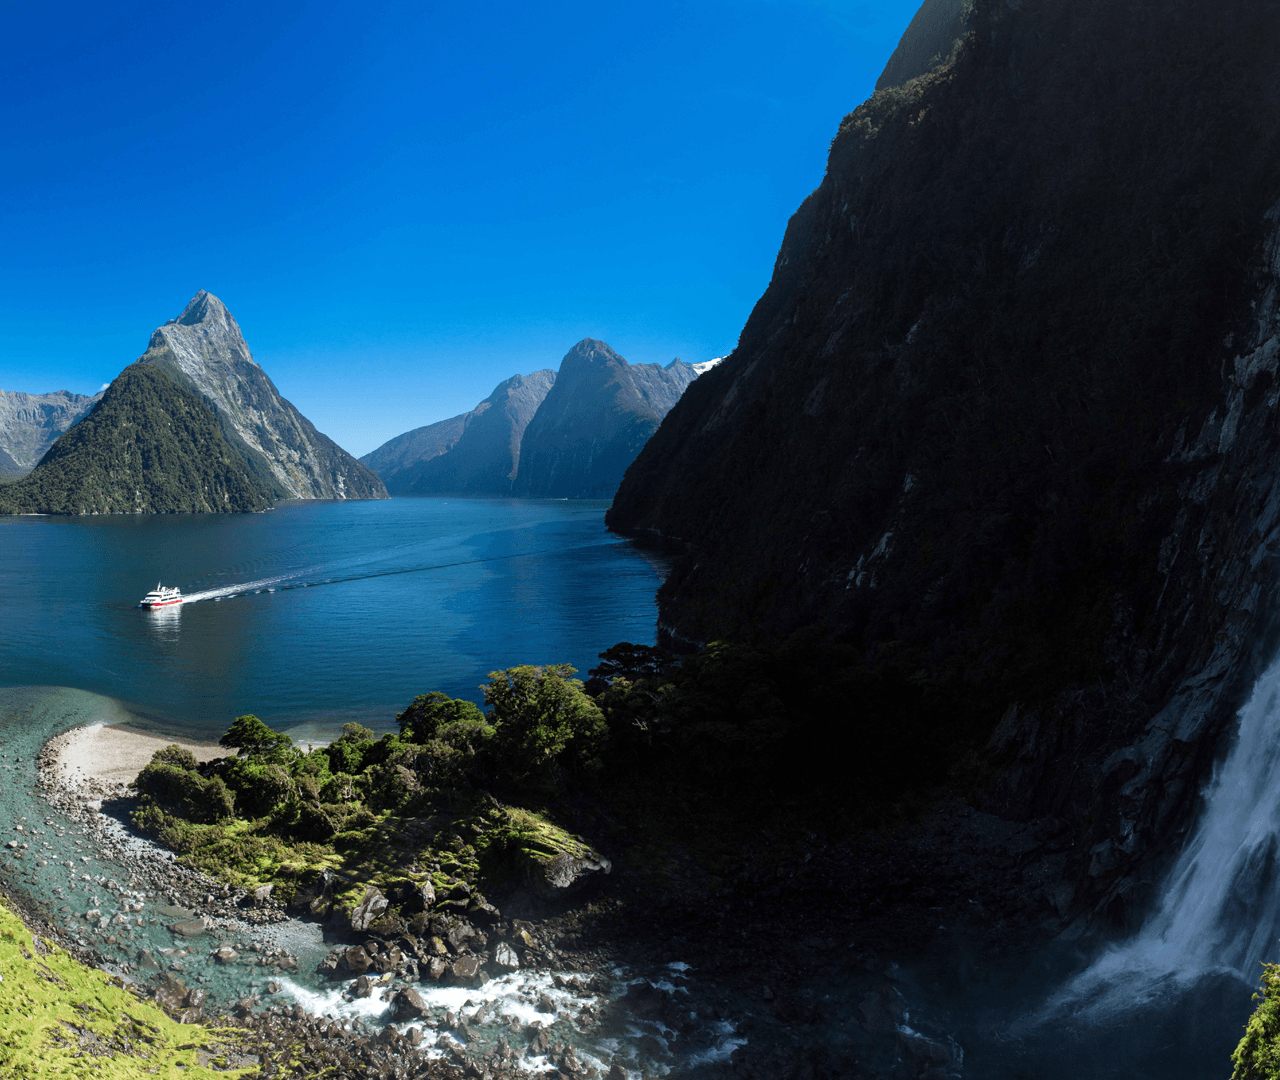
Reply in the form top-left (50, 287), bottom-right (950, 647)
top-left (1049, 657), bottom-right (1280, 1017)
top-left (275, 963), bottom-right (744, 1075)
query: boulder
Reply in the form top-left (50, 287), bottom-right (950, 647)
top-left (418, 879), bottom-right (436, 909)
top-left (427, 957), bottom-right (448, 981)
top-left (252, 883), bottom-right (273, 904)
top-left (391, 987), bottom-right (429, 1021)
top-left (348, 886), bottom-right (389, 932)
top-left (212, 946), bottom-right (238, 964)
top-left (450, 955), bottom-right (483, 986)
top-left (169, 918), bottom-right (207, 938)
top-left (352, 975), bottom-right (374, 998)
top-left (339, 946), bottom-right (372, 977)
top-left (446, 920), bottom-right (476, 953)
top-left (491, 941), bottom-right (520, 971)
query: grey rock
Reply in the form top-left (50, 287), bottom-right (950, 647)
top-left (491, 941), bottom-right (520, 971)
top-left (140, 291), bottom-right (386, 502)
top-left (391, 987), bottom-right (429, 1021)
top-left (348, 885), bottom-right (388, 932)
top-left (212, 946), bottom-right (238, 964)
top-left (339, 946), bottom-right (372, 976)
top-left (0, 388), bottom-right (101, 475)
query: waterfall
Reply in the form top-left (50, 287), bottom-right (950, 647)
top-left (1049, 657), bottom-right (1280, 1017)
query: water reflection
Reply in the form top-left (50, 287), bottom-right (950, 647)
top-left (142, 603), bottom-right (181, 642)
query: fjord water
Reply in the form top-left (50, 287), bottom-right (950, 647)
top-left (0, 497), bottom-right (666, 741)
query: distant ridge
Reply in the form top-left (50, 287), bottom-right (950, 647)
top-left (511, 340), bottom-right (698, 499)
top-left (0, 388), bottom-right (103, 477)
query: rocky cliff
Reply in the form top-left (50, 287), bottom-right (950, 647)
top-left (363, 370), bottom-right (556, 495)
top-left (514, 341), bottom-right (698, 499)
top-left (875, 0), bottom-right (968, 91)
top-left (141, 291), bottom-right (386, 501)
top-left (608, 0), bottom-right (1280, 926)
top-left (0, 388), bottom-right (102, 476)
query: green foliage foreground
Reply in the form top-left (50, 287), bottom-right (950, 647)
top-left (131, 637), bottom-right (985, 930)
top-left (1235, 964), bottom-right (1280, 1080)
top-left (0, 898), bottom-right (248, 1079)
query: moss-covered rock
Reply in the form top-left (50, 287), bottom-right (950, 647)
top-left (0, 898), bottom-right (249, 1078)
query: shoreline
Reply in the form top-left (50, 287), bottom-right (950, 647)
top-left (44, 721), bottom-right (225, 792)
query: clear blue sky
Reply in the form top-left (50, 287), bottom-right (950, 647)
top-left (0, 0), bottom-right (921, 457)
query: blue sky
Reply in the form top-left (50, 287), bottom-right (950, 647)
top-left (0, 0), bottom-right (922, 456)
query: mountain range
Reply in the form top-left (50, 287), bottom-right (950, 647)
top-left (0, 389), bottom-right (103, 477)
top-left (361, 339), bottom-right (703, 499)
top-left (0, 292), bottom-right (385, 514)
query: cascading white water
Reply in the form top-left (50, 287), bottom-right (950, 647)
top-left (1049, 656), bottom-right (1280, 1017)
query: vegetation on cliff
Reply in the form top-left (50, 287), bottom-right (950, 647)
top-left (1233, 960), bottom-right (1280, 1080)
top-left (0, 363), bottom-right (282, 515)
top-left (0, 897), bottom-right (249, 1078)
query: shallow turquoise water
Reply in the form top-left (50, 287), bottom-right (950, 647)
top-left (0, 497), bottom-right (666, 741)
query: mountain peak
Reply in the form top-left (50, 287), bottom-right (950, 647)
top-left (167, 290), bottom-right (233, 329)
top-left (562, 339), bottom-right (624, 368)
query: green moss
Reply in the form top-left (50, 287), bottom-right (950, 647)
top-left (1234, 964), bottom-right (1280, 1079)
top-left (0, 899), bottom-right (251, 1079)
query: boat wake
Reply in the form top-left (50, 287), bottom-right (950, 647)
top-left (175, 540), bottom-right (626, 606)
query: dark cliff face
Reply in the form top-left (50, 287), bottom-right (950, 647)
top-left (514, 340), bottom-right (698, 499)
top-left (386, 370), bottom-right (557, 495)
top-left (608, 0), bottom-right (1280, 922)
top-left (875, 0), bottom-right (968, 91)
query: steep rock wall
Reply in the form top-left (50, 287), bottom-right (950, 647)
top-left (0, 388), bottom-right (102, 475)
top-left (386, 370), bottom-right (556, 495)
top-left (608, 0), bottom-right (1280, 925)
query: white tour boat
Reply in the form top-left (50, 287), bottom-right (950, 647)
top-left (139, 583), bottom-right (183, 609)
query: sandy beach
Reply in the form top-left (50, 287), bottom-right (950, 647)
top-left (46, 722), bottom-right (225, 789)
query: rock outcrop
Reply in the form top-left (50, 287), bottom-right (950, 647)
top-left (363, 370), bottom-right (556, 495)
top-left (513, 340), bottom-right (698, 499)
top-left (140, 291), bottom-right (385, 501)
top-left (608, 0), bottom-right (1280, 924)
top-left (0, 388), bottom-right (102, 476)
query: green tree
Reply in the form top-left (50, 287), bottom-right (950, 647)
top-left (397, 692), bottom-right (487, 742)
top-left (482, 664), bottom-right (606, 790)
top-left (219, 714), bottom-right (294, 758)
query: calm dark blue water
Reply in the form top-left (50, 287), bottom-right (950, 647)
top-left (0, 497), bottom-right (666, 741)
